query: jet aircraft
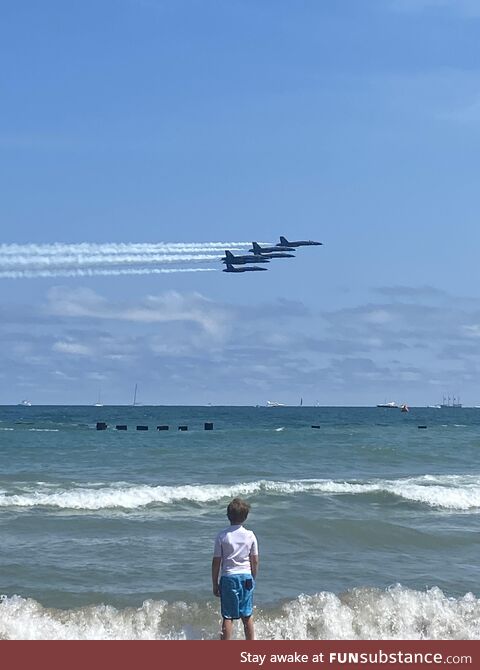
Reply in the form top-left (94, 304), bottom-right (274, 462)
top-left (249, 241), bottom-right (295, 254)
top-left (221, 250), bottom-right (270, 265)
top-left (252, 251), bottom-right (295, 259)
top-left (223, 263), bottom-right (267, 273)
top-left (276, 236), bottom-right (323, 247)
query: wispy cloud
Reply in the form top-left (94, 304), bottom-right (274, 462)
top-left (45, 287), bottom-right (231, 340)
top-left (3, 284), bottom-right (480, 404)
top-left (52, 341), bottom-right (93, 356)
top-left (373, 285), bottom-right (449, 301)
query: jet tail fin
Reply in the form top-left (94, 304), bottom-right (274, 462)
top-left (225, 250), bottom-right (234, 258)
top-left (252, 242), bottom-right (261, 253)
top-left (279, 236), bottom-right (289, 245)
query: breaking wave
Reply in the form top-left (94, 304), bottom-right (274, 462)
top-left (0, 585), bottom-right (478, 639)
top-left (0, 475), bottom-right (479, 511)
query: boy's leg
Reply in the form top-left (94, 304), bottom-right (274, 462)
top-left (241, 615), bottom-right (255, 640)
top-left (221, 618), bottom-right (234, 640)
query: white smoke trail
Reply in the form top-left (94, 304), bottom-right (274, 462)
top-left (0, 242), bottom-right (252, 255)
top-left (0, 253), bottom-right (220, 269)
top-left (0, 267), bottom-right (216, 279)
top-left (0, 240), bottom-right (263, 279)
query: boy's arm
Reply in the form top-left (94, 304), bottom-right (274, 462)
top-left (249, 553), bottom-right (259, 580)
top-left (212, 557), bottom-right (221, 597)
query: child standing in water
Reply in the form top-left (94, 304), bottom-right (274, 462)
top-left (212, 497), bottom-right (259, 640)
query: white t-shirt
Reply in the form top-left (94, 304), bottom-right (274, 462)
top-left (213, 524), bottom-right (258, 576)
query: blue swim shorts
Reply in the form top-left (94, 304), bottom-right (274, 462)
top-left (220, 574), bottom-right (255, 619)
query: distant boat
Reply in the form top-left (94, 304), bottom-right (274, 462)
top-left (132, 383), bottom-right (141, 406)
top-left (300, 397), bottom-right (303, 407)
top-left (18, 399), bottom-right (32, 407)
top-left (266, 400), bottom-right (286, 407)
top-left (376, 401), bottom-right (398, 408)
top-left (93, 389), bottom-right (103, 407)
top-left (440, 394), bottom-right (462, 408)
top-left (400, 404), bottom-right (409, 413)
top-left (428, 405), bottom-right (441, 409)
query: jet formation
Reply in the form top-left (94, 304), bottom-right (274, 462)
top-left (222, 236), bottom-right (322, 274)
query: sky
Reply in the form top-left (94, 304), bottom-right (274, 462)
top-left (1, 0), bottom-right (480, 406)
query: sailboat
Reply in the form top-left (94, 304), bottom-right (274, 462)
top-left (376, 401), bottom-right (398, 408)
top-left (93, 389), bottom-right (103, 407)
top-left (132, 383), bottom-right (139, 406)
top-left (440, 394), bottom-right (462, 408)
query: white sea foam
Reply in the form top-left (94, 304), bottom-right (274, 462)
top-left (0, 585), bottom-right (479, 639)
top-left (0, 475), bottom-right (479, 511)
top-left (255, 585), bottom-right (480, 640)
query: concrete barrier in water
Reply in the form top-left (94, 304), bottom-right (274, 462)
top-left (95, 422), bottom-right (224, 432)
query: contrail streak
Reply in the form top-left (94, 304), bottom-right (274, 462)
top-left (0, 242), bottom-right (252, 255)
top-left (0, 253), bottom-right (221, 269)
top-left (0, 267), bottom-right (216, 279)
top-left (0, 240), bottom-right (266, 279)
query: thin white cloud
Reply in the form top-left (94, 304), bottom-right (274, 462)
top-left (4, 284), bottom-right (480, 404)
top-left (46, 287), bottom-right (231, 339)
top-left (364, 309), bottom-right (393, 325)
top-left (53, 341), bottom-right (92, 356)
top-left (462, 324), bottom-right (480, 338)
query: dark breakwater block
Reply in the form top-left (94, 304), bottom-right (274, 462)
top-left (418, 425), bottom-right (427, 429)
top-left (116, 425), bottom-right (128, 431)
top-left (204, 422), bottom-right (214, 430)
top-left (178, 425), bottom-right (188, 431)
top-left (311, 425), bottom-right (321, 429)
top-left (136, 425), bottom-right (149, 431)
top-left (96, 422), bottom-right (107, 430)
top-left (157, 425), bottom-right (169, 431)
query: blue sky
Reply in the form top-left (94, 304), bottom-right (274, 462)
top-left (1, 0), bottom-right (480, 405)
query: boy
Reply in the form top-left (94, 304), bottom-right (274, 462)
top-left (212, 497), bottom-right (259, 640)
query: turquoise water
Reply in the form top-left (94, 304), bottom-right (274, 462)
top-left (0, 405), bottom-right (479, 639)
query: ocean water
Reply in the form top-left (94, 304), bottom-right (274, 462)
top-left (0, 405), bottom-right (479, 640)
